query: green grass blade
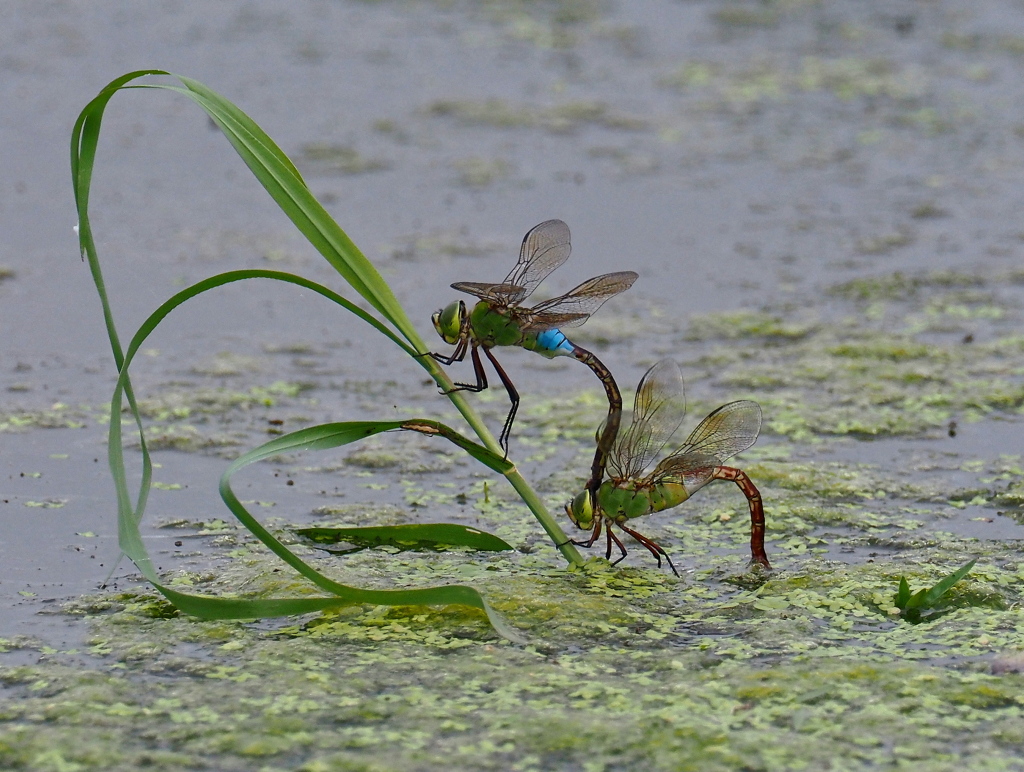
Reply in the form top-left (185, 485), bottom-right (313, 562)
top-left (73, 70), bottom-right (419, 346)
top-left (72, 71), bottom-right (173, 528)
top-left (71, 70), bottom-right (584, 577)
top-left (157, 589), bottom-right (380, 620)
top-left (71, 72), bottom-right (489, 464)
top-left (154, 572), bottom-right (520, 637)
top-left (296, 524), bottom-right (514, 553)
top-left (131, 269), bottom-right (414, 357)
top-left (160, 76), bottom-right (421, 345)
top-left (920, 558), bottom-right (977, 608)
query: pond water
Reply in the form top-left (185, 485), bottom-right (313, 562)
top-left (3, 1), bottom-right (1024, 769)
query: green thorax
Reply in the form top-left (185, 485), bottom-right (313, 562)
top-left (468, 301), bottom-right (526, 348)
top-left (596, 479), bottom-right (690, 522)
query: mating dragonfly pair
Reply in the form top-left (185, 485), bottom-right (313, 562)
top-left (429, 219), bottom-right (771, 572)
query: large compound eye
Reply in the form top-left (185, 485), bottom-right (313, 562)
top-left (432, 301), bottom-right (463, 344)
top-left (566, 490), bottom-right (593, 529)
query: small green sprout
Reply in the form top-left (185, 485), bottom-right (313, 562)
top-left (894, 558), bottom-right (977, 623)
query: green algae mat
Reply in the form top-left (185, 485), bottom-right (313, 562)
top-left (9, 197), bottom-right (1023, 769)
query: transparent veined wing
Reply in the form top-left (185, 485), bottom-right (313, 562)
top-left (648, 451), bottom-right (722, 493)
top-left (608, 359), bottom-right (687, 481)
top-left (648, 400), bottom-right (761, 490)
top-left (450, 281), bottom-right (525, 305)
top-left (510, 310), bottom-right (589, 331)
top-left (520, 271), bottom-right (638, 331)
top-left (671, 400), bottom-right (761, 462)
top-left (502, 220), bottom-right (572, 304)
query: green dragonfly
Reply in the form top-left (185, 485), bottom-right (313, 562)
top-left (431, 219), bottom-right (637, 486)
top-left (565, 358), bottom-right (770, 574)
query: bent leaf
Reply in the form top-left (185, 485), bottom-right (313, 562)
top-left (219, 420), bottom-right (525, 641)
top-left (400, 420), bottom-right (514, 474)
top-left (296, 524), bottom-right (514, 553)
top-left (163, 73), bottom-right (417, 342)
top-left (894, 558), bottom-right (977, 622)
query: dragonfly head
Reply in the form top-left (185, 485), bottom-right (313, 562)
top-left (565, 490), bottom-right (594, 530)
top-left (432, 300), bottom-right (466, 345)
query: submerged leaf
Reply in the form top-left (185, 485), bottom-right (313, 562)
top-left (295, 523), bottom-right (514, 553)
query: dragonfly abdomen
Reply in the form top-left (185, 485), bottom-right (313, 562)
top-left (524, 328), bottom-right (576, 359)
top-left (649, 482), bottom-right (690, 513)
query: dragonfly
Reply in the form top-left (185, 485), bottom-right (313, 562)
top-left (430, 219), bottom-right (637, 487)
top-left (565, 358), bottom-right (771, 575)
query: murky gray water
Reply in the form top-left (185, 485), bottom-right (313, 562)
top-left (3, 0), bottom-right (1024, 644)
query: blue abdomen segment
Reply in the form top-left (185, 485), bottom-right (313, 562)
top-left (533, 328), bottom-right (576, 359)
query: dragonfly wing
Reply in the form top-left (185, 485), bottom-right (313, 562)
top-left (512, 310), bottom-right (589, 332)
top-left (525, 271), bottom-right (639, 329)
top-left (650, 451), bottom-right (721, 493)
top-left (670, 401), bottom-right (762, 463)
top-left (450, 281), bottom-right (525, 305)
top-left (608, 359), bottom-right (687, 481)
top-left (502, 220), bottom-right (572, 303)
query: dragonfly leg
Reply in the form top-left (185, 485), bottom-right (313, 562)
top-left (606, 526), bottom-right (629, 566)
top-left (428, 333), bottom-right (470, 366)
top-left (482, 347), bottom-right (519, 456)
top-left (569, 518), bottom-right (598, 552)
top-left (712, 467), bottom-right (771, 570)
top-left (571, 345), bottom-right (623, 501)
top-left (570, 516), bottom-right (603, 549)
top-left (444, 345), bottom-right (489, 395)
top-left (618, 522), bottom-right (679, 577)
